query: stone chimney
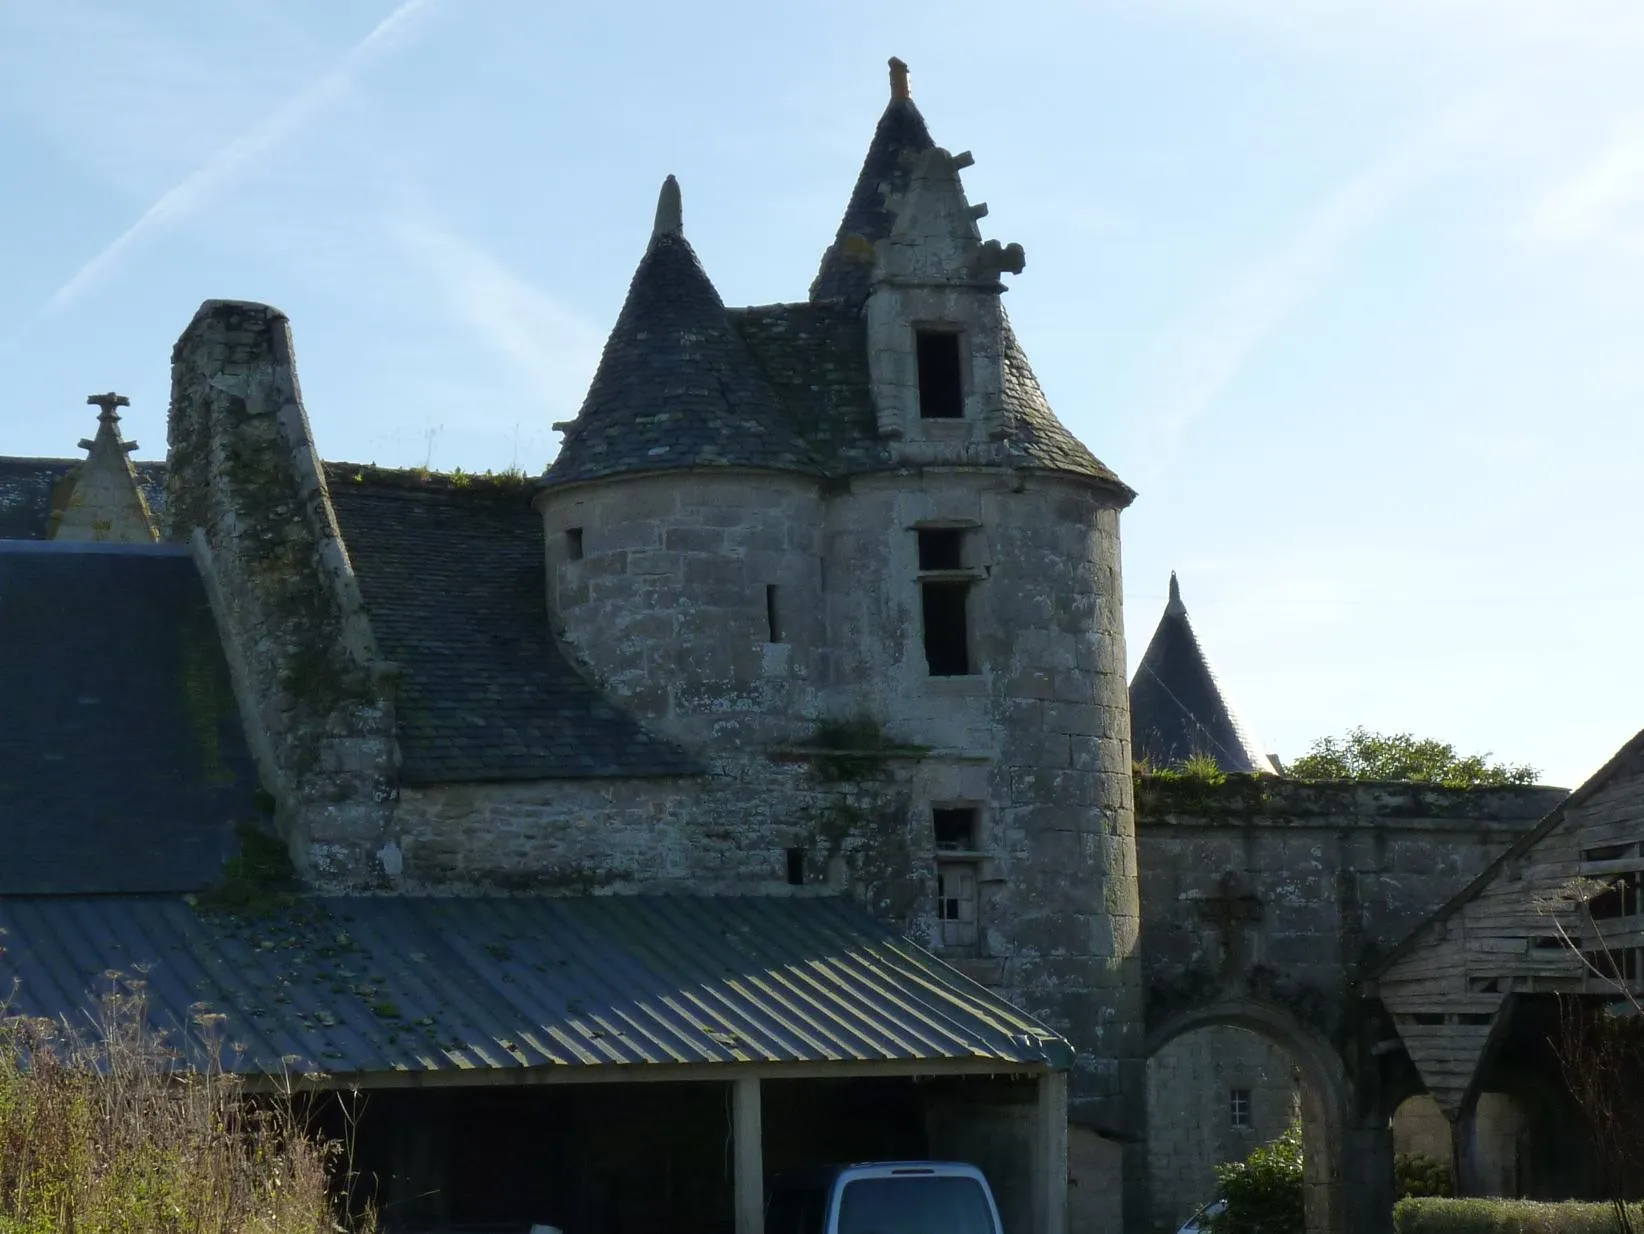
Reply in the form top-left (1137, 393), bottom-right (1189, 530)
top-left (167, 300), bottom-right (402, 889)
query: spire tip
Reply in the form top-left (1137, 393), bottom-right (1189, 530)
top-left (889, 57), bottom-right (910, 101)
top-left (1167, 572), bottom-right (1186, 615)
top-left (652, 174), bottom-right (683, 240)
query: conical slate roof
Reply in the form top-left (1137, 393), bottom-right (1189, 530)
top-left (809, 57), bottom-right (935, 305)
top-left (544, 177), bottom-right (815, 488)
top-left (1130, 574), bottom-right (1279, 775)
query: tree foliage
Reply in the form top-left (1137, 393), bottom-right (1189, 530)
top-left (1287, 727), bottom-right (1539, 788)
top-left (1211, 1119), bottom-right (1305, 1234)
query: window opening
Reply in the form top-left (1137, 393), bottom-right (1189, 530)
top-left (785, 848), bottom-right (806, 887)
top-left (917, 528), bottom-right (965, 571)
top-left (934, 807), bottom-right (979, 852)
top-left (922, 582), bottom-right (971, 676)
top-left (1229, 1088), bottom-right (1252, 1130)
top-left (1584, 843), bottom-right (1636, 863)
top-left (565, 528), bottom-right (584, 560)
top-left (1590, 872), bottom-right (1640, 920)
top-left (937, 862), bottom-right (979, 949)
top-left (765, 584), bottom-right (784, 644)
top-left (916, 330), bottom-right (965, 419)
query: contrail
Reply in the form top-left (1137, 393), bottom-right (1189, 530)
top-left (34, 0), bottom-right (437, 321)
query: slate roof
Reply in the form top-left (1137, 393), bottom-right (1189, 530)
top-left (0, 893), bottom-right (1072, 1078)
top-left (543, 218), bottom-right (818, 489)
top-left (724, 304), bottom-right (1130, 490)
top-left (324, 471), bottom-right (697, 783)
top-left (0, 541), bottom-right (257, 894)
top-left (0, 457), bottom-right (167, 541)
top-left (810, 94), bottom-right (934, 305)
top-left (997, 320), bottom-right (1132, 491)
top-left (1130, 573), bottom-right (1279, 775)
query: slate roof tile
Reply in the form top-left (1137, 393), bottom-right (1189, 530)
top-left (324, 472), bottom-right (698, 783)
top-left (0, 457), bottom-right (167, 541)
top-left (544, 226), bottom-right (818, 488)
top-left (810, 95), bottom-right (935, 306)
top-left (1129, 573), bottom-right (1278, 775)
top-left (0, 542), bottom-right (257, 893)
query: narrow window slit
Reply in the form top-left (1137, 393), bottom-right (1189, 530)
top-left (785, 848), bottom-right (806, 886)
top-left (765, 584), bottom-right (783, 644)
top-left (565, 528), bottom-right (584, 560)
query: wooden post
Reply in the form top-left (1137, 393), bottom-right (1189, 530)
top-left (1037, 1070), bottom-right (1069, 1234)
top-left (734, 1077), bottom-right (764, 1234)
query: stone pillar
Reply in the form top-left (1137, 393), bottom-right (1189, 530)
top-left (1339, 1122), bottom-right (1395, 1234)
top-left (1037, 1071), bottom-right (1070, 1234)
top-left (733, 1077), bottom-right (764, 1234)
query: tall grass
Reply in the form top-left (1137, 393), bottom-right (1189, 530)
top-left (1395, 1199), bottom-right (1644, 1234)
top-left (0, 978), bottom-right (371, 1233)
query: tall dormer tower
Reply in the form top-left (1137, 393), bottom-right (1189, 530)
top-left (805, 60), bottom-right (1145, 1218)
top-left (864, 143), bottom-right (1024, 450)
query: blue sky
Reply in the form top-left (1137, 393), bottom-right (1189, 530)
top-left (2, 0), bottom-right (1640, 788)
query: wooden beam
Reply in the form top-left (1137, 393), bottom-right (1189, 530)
top-left (240, 1055), bottom-right (1049, 1094)
top-left (734, 1077), bottom-right (764, 1234)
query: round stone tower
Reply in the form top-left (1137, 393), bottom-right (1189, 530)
top-left (539, 57), bottom-right (1144, 1216)
top-left (537, 176), bottom-right (828, 749)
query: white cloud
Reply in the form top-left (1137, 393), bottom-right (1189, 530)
top-left (17, 0), bottom-right (440, 330)
top-left (1521, 136), bottom-right (1644, 254)
top-left (391, 219), bottom-right (604, 425)
top-left (1127, 95), bottom-right (1501, 485)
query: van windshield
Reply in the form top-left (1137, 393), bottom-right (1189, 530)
top-left (835, 1175), bottom-right (997, 1234)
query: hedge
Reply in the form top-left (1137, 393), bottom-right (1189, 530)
top-left (1395, 1199), bottom-right (1644, 1234)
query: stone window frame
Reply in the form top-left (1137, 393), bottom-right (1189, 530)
top-left (911, 521), bottom-right (986, 679)
top-left (933, 803), bottom-right (983, 854)
top-left (911, 322), bottom-right (970, 421)
top-left (936, 859), bottom-right (981, 953)
top-left (1229, 1087), bottom-right (1252, 1130)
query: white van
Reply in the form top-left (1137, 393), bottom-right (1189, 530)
top-left (765, 1161), bottom-right (1005, 1234)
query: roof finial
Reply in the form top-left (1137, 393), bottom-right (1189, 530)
top-left (652, 174), bottom-right (683, 241)
top-left (1167, 571), bottom-right (1186, 616)
top-left (87, 391), bottom-right (129, 424)
top-left (889, 57), bottom-right (910, 101)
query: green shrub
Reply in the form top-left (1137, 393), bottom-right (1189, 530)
top-left (1394, 1198), bottom-right (1644, 1234)
top-left (1211, 1120), bottom-right (1305, 1234)
top-left (1395, 1153), bottom-right (1454, 1199)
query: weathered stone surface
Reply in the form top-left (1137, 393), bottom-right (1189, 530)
top-left (166, 301), bottom-right (399, 888)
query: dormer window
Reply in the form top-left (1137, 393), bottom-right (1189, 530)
top-left (915, 328), bottom-right (965, 419)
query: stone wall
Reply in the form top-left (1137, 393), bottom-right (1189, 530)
top-left (539, 471), bottom-right (825, 750)
top-left (1147, 1027), bottom-right (1299, 1228)
top-left (541, 460), bottom-right (1140, 1135)
top-left (1137, 777), bottom-right (1569, 1041)
top-left (166, 300), bottom-right (400, 887)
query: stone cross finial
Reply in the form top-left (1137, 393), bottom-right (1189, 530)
top-left (87, 391), bottom-right (129, 422)
top-left (889, 57), bottom-right (910, 101)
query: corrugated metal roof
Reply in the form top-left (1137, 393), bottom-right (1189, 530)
top-left (0, 894), bottom-right (1070, 1080)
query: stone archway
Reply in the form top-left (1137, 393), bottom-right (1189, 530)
top-left (1144, 1000), bottom-right (1354, 1234)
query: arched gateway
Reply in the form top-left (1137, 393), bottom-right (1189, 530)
top-left (1134, 774), bottom-right (1567, 1234)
